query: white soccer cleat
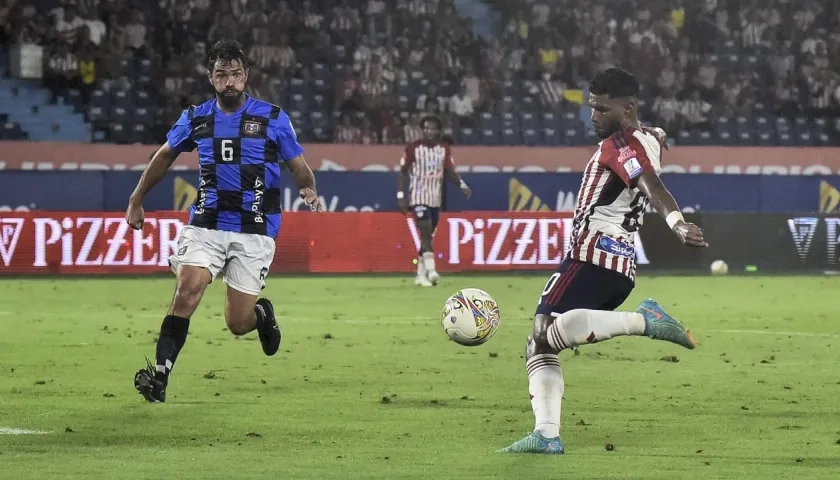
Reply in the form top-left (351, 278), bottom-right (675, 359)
top-left (426, 270), bottom-right (440, 286)
top-left (415, 275), bottom-right (433, 287)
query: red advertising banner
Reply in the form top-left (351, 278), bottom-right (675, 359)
top-left (0, 211), bottom-right (584, 275)
top-left (0, 141), bottom-right (838, 174)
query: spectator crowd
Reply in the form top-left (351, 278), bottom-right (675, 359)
top-left (0, 0), bottom-right (838, 145)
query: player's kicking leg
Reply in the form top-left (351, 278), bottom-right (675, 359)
top-left (500, 259), bottom-right (695, 454)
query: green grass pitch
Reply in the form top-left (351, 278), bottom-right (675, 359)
top-left (1, 275), bottom-right (839, 479)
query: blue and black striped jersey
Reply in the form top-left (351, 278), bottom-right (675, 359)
top-left (166, 95), bottom-right (303, 238)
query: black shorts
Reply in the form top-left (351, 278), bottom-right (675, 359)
top-left (411, 204), bottom-right (440, 231)
top-left (535, 257), bottom-right (634, 316)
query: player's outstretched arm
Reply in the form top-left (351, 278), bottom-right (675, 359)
top-left (126, 143), bottom-right (180, 229)
top-left (637, 172), bottom-right (708, 248)
top-left (286, 155), bottom-right (323, 212)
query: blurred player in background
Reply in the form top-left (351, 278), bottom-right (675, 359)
top-left (125, 39), bottom-right (323, 403)
top-left (501, 68), bottom-right (708, 454)
top-left (398, 116), bottom-right (471, 287)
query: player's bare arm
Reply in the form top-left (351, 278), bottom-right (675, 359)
top-left (397, 161), bottom-right (409, 213)
top-left (286, 155), bottom-right (323, 212)
top-left (126, 142), bottom-right (180, 230)
top-left (637, 172), bottom-right (708, 247)
top-left (444, 161), bottom-right (471, 199)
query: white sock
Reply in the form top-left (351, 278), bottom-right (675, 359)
top-left (416, 256), bottom-right (426, 277)
top-left (422, 251), bottom-right (436, 274)
top-left (527, 353), bottom-right (564, 438)
top-left (547, 310), bottom-right (646, 351)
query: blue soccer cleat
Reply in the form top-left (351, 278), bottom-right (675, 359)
top-left (637, 298), bottom-right (696, 349)
top-left (499, 431), bottom-right (565, 454)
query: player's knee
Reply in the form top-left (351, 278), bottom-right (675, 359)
top-left (525, 335), bottom-right (537, 359)
top-left (172, 280), bottom-right (205, 313)
top-left (531, 314), bottom-right (556, 352)
top-left (225, 316), bottom-right (251, 336)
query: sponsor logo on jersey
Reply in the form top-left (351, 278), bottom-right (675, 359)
top-left (596, 235), bottom-right (635, 258)
top-left (243, 121), bottom-right (264, 136)
top-left (622, 157), bottom-right (643, 179)
top-left (617, 146), bottom-right (637, 163)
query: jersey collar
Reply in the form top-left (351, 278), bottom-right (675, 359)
top-left (213, 94), bottom-right (252, 116)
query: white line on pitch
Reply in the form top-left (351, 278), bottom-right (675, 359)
top-left (0, 427), bottom-right (50, 435)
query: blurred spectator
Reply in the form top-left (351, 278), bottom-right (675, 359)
top-left (381, 115), bottom-right (404, 144)
top-left (122, 10), bottom-right (147, 58)
top-left (330, 2), bottom-right (361, 46)
top-left (82, 6), bottom-right (106, 46)
top-left (680, 90), bottom-right (713, 131)
top-left (335, 113), bottom-right (361, 143)
top-left (0, 0), bottom-right (837, 146)
top-left (55, 6), bottom-right (84, 45)
top-left (403, 113), bottom-right (423, 143)
top-left (449, 84), bottom-right (475, 127)
top-left (360, 116), bottom-right (378, 144)
top-left (416, 84), bottom-right (447, 114)
top-left (44, 43), bottom-right (79, 102)
top-left (533, 71), bottom-right (565, 111)
top-left (653, 88), bottom-right (681, 133)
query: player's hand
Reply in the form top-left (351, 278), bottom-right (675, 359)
top-left (299, 188), bottom-right (323, 212)
top-left (398, 197), bottom-right (409, 214)
top-left (673, 220), bottom-right (708, 247)
top-left (125, 201), bottom-right (145, 230)
top-left (460, 183), bottom-right (472, 200)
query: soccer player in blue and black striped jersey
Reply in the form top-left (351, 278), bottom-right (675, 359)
top-left (125, 39), bottom-right (323, 403)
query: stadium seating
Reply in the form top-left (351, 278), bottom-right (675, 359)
top-left (0, 0), bottom-right (837, 146)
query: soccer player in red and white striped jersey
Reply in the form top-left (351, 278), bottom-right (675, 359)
top-left (397, 116), bottom-right (471, 286)
top-left (501, 68), bottom-right (708, 455)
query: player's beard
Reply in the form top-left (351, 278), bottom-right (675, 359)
top-left (216, 87), bottom-right (244, 108)
top-left (595, 121), bottom-right (620, 139)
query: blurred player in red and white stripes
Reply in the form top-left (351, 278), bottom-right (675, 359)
top-left (501, 67), bottom-right (708, 455)
top-left (397, 115), bottom-right (471, 286)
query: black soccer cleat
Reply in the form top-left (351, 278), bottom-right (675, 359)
top-left (256, 298), bottom-right (281, 356)
top-left (134, 357), bottom-right (166, 403)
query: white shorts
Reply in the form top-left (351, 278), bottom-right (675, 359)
top-left (168, 225), bottom-right (277, 295)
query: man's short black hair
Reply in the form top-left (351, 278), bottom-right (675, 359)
top-left (589, 67), bottom-right (639, 98)
top-left (207, 39), bottom-right (248, 72)
top-left (420, 115), bottom-right (442, 129)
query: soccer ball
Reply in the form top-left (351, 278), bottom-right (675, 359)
top-left (710, 259), bottom-right (729, 275)
top-left (441, 288), bottom-right (500, 346)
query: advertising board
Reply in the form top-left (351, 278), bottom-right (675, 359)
top-left (1, 141), bottom-right (839, 174)
top-left (3, 171), bottom-right (840, 215)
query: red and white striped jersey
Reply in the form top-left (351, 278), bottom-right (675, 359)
top-left (399, 140), bottom-right (453, 207)
top-left (568, 127), bottom-right (663, 282)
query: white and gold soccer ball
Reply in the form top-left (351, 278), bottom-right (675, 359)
top-left (710, 259), bottom-right (729, 276)
top-left (441, 288), bottom-right (500, 346)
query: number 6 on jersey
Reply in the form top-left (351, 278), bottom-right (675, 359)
top-left (221, 139), bottom-right (235, 162)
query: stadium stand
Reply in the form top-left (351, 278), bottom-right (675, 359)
top-left (0, 0), bottom-right (838, 146)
